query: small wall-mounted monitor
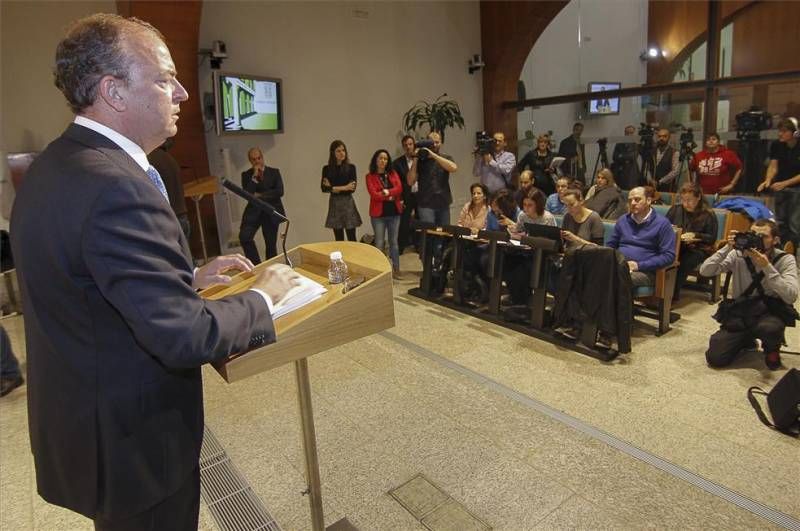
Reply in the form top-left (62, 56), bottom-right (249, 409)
top-left (215, 72), bottom-right (283, 134)
top-left (587, 82), bottom-right (621, 115)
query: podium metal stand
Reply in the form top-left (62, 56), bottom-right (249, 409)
top-left (201, 242), bottom-right (395, 530)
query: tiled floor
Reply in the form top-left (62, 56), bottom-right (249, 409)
top-left (1, 251), bottom-right (798, 530)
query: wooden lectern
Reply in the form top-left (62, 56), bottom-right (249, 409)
top-left (201, 241), bottom-right (395, 530)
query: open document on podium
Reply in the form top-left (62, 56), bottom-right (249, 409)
top-left (272, 275), bottom-right (328, 319)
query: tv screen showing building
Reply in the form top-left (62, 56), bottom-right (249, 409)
top-left (217, 73), bottom-right (283, 134)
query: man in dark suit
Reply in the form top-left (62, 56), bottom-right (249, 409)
top-left (9, 14), bottom-right (299, 530)
top-left (392, 134), bottom-right (417, 252)
top-left (239, 147), bottom-right (285, 264)
top-left (558, 122), bottom-right (586, 184)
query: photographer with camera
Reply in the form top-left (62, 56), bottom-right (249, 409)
top-left (700, 219), bottom-right (798, 370)
top-left (472, 131), bottom-right (516, 195)
top-left (517, 134), bottom-right (558, 196)
top-left (648, 128), bottom-right (680, 192)
top-left (407, 131), bottom-right (458, 227)
top-left (558, 123), bottom-right (587, 184)
top-left (689, 132), bottom-right (742, 195)
top-left (757, 118), bottom-right (800, 252)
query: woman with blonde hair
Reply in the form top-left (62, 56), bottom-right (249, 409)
top-left (584, 168), bottom-right (625, 219)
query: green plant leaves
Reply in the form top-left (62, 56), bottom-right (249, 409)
top-left (402, 93), bottom-right (465, 143)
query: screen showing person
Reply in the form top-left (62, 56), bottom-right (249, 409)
top-left (588, 82), bottom-right (621, 115)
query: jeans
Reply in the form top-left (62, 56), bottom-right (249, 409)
top-left (706, 311), bottom-right (784, 367)
top-left (371, 215), bottom-right (401, 270)
top-left (417, 207), bottom-right (450, 259)
top-left (417, 207), bottom-right (450, 227)
top-left (774, 187), bottom-right (800, 249)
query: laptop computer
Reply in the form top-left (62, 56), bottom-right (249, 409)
top-left (524, 223), bottom-right (563, 252)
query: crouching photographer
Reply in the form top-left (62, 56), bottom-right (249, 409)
top-left (699, 219), bottom-right (798, 370)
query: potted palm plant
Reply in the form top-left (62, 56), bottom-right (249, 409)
top-left (402, 93), bottom-right (465, 142)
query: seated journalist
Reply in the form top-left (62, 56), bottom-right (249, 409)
top-left (607, 186), bottom-right (676, 289)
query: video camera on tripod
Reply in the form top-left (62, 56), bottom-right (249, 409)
top-left (734, 106), bottom-right (772, 192)
top-left (677, 126), bottom-right (697, 161)
top-left (638, 123), bottom-right (656, 152)
top-left (735, 106), bottom-right (772, 141)
top-left (637, 123), bottom-right (658, 186)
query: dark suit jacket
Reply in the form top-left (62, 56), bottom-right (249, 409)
top-left (148, 145), bottom-right (187, 217)
top-left (10, 123), bottom-right (275, 520)
top-left (392, 156), bottom-right (415, 203)
top-left (241, 166), bottom-right (285, 225)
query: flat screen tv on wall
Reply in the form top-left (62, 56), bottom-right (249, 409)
top-left (587, 82), bottom-right (621, 115)
top-left (215, 72), bottom-right (283, 134)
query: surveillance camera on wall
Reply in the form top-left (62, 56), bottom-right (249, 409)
top-left (211, 40), bottom-right (227, 59)
top-left (468, 54), bottom-right (485, 75)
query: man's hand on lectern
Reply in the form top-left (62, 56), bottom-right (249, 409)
top-left (193, 254), bottom-right (254, 290)
top-left (252, 264), bottom-right (302, 306)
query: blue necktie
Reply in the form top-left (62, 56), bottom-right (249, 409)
top-left (146, 166), bottom-right (169, 201)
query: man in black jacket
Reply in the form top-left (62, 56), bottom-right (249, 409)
top-left (239, 147), bottom-right (286, 263)
top-left (393, 134), bottom-right (417, 252)
top-left (651, 128), bottom-right (680, 192)
top-left (558, 122), bottom-right (586, 184)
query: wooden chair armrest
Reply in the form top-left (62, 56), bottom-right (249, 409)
top-left (654, 263), bottom-right (678, 299)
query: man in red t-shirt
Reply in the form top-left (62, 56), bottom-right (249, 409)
top-left (689, 132), bottom-right (743, 194)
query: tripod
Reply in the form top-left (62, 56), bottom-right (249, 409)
top-left (589, 139), bottom-right (610, 187)
top-left (736, 130), bottom-right (766, 193)
top-left (672, 144), bottom-right (695, 192)
top-left (638, 144), bottom-right (656, 189)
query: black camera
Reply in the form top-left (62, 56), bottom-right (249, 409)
top-left (415, 139), bottom-right (435, 160)
top-left (597, 137), bottom-right (608, 148)
top-left (733, 231), bottom-right (765, 252)
top-left (679, 127), bottom-right (697, 159)
top-left (638, 123), bottom-right (655, 154)
top-left (474, 131), bottom-right (497, 155)
top-left (735, 107), bottom-right (771, 140)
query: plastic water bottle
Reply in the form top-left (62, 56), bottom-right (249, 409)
top-left (327, 251), bottom-right (348, 284)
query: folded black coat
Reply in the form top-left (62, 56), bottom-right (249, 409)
top-left (554, 245), bottom-right (633, 353)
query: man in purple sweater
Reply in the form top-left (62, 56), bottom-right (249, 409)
top-left (607, 186), bottom-right (676, 287)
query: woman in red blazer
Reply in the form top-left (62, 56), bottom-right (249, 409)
top-left (366, 149), bottom-right (404, 278)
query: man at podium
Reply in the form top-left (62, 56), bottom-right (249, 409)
top-left (10, 14), bottom-right (299, 530)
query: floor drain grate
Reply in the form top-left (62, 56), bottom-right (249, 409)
top-left (200, 426), bottom-right (282, 531)
top-left (389, 474), bottom-right (491, 531)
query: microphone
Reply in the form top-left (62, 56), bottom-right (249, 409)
top-left (221, 178), bottom-right (292, 267)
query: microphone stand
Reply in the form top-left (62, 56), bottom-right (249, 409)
top-left (221, 178), bottom-right (293, 267)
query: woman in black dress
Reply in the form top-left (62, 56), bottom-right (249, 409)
top-left (321, 140), bottom-right (362, 241)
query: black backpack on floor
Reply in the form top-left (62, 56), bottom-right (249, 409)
top-left (747, 368), bottom-right (800, 437)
